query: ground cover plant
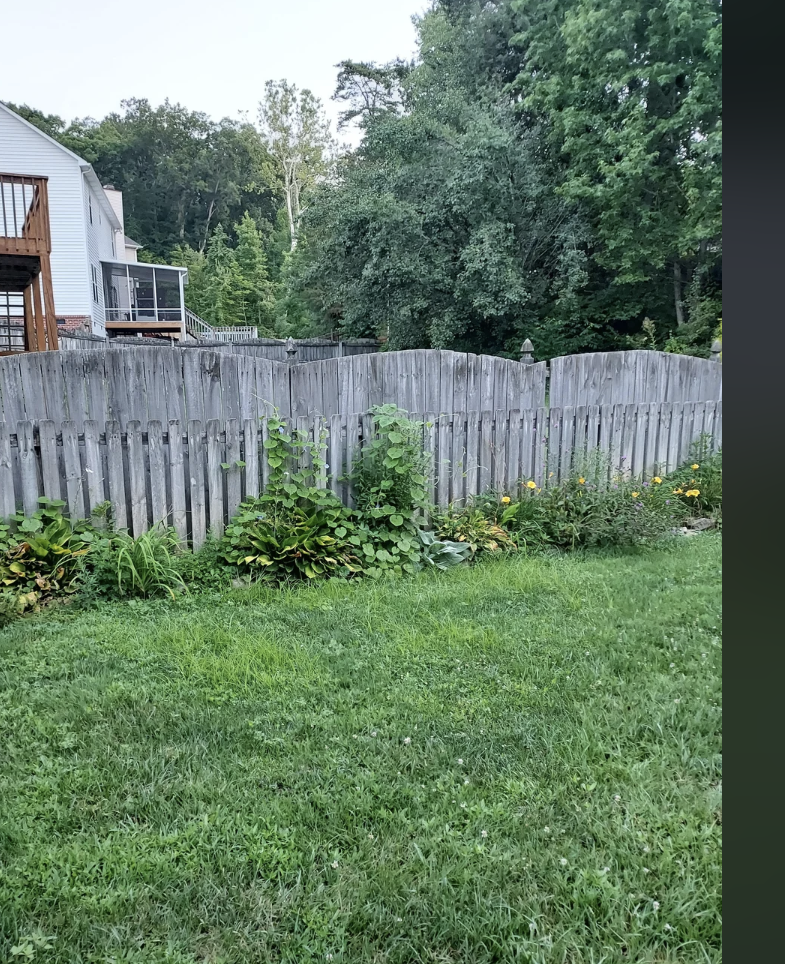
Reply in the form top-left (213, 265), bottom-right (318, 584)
top-left (0, 536), bottom-right (722, 963)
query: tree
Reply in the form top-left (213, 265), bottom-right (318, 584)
top-left (332, 60), bottom-right (410, 130)
top-left (201, 224), bottom-right (244, 326)
top-left (258, 81), bottom-right (335, 250)
top-left (294, 9), bottom-right (589, 356)
top-left (509, 0), bottom-right (722, 327)
top-left (234, 212), bottom-right (275, 329)
top-left (14, 98), bottom-right (280, 262)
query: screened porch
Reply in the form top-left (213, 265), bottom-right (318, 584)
top-left (102, 260), bottom-right (188, 338)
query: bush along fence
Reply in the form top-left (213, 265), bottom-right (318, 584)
top-left (0, 399), bottom-right (721, 548)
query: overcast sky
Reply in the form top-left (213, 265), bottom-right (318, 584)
top-left (1, 0), bottom-right (424, 141)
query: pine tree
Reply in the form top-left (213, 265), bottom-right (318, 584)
top-left (234, 212), bottom-right (275, 330)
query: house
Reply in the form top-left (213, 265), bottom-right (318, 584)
top-left (0, 101), bottom-right (189, 342)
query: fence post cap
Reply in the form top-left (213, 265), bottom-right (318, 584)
top-left (710, 339), bottom-right (722, 360)
top-left (285, 337), bottom-right (298, 358)
top-left (520, 338), bottom-right (534, 364)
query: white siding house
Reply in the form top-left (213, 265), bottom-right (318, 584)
top-left (0, 102), bottom-right (188, 339)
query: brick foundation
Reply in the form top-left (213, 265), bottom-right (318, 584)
top-left (56, 315), bottom-right (92, 335)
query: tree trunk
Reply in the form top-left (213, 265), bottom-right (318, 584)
top-left (284, 162), bottom-right (297, 251)
top-left (673, 260), bottom-right (685, 326)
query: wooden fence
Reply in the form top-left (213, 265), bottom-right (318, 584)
top-left (0, 348), bottom-right (292, 431)
top-left (0, 400), bottom-right (721, 545)
top-left (0, 347), bottom-right (547, 428)
top-left (549, 350), bottom-right (722, 407)
top-left (59, 333), bottom-right (381, 361)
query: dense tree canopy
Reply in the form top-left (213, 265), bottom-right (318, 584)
top-left (4, 0), bottom-right (721, 354)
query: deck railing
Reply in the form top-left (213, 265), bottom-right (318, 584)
top-left (0, 173), bottom-right (51, 255)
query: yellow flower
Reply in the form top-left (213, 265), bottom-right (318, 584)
top-left (686, 488), bottom-right (700, 497)
top-left (673, 488), bottom-right (684, 495)
top-left (652, 477), bottom-right (662, 484)
top-left (526, 480), bottom-right (537, 490)
top-left (691, 464), bottom-right (699, 470)
top-left (578, 477), bottom-right (585, 485)
top-left (631, 491), bottom-right (639, 498)
top-left (549, 471), bottom-right (554, 478)
top-left (501, 496), bottom-right (511, 504)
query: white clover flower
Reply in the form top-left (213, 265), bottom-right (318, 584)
top-left (544, 826), bottom-right (551, 834)
top-left (457, 758), bottom-right (464, 765)
top-left (464, 779), bottom-right (470, 785)
top-left (614, 795), bottom-right (621, 802)
top-left (331, 860), bottom-right (339, 869)
top-left (403, 737), bottom-right (411, 745)
top-left (643, 867), bottom-right (650, 874)
top-left (653, 901), bottom-right (660, 912)
top-left (664, 923), bottom-right (672, 931)
top-left (371, 731), bottom-right (377, 737)
top-left (481, 830), bottom-right (488, 838)
top-left (559, 858), bottom-right (568, 866)
top-left (368, 833), bottom-right (374, 840)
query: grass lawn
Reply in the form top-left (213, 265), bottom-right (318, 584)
top-left (0, 536), bottom-right (722, 964)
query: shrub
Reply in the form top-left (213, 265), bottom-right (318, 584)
top-left (419, 530), bottom-right (473, 569)
top-left (435, 507), bottom-right (517, 558)
top-left (222, 498), bottom-right (362, 581)
top-left (0, 499), bottom-right (96, 618)
top-left (220, 413), bottom-right (364, 582)
top-left (661, 438), bottom-right (722, 518)
top-left (86, 528), bottom-right (186, 599)
top-left (351, 404), bottom-right (429, 522)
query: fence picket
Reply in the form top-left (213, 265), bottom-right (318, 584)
top-left (0, 423), bottom-right (15, 519)
top-left (206, 419), bottom-right (225, 538)
top-left (188, 420), bottom-right (206, 549)
top-left (106, 420), bottom-right (127, 531)
top-left (39, 420), bottom-right (60, 500)
top-left (225, 419), bottom-right (242, 519)
top-left (127, 420), bottom-right (148, 536)
top-left (147, 420), bottom-right (168, 530)
top-left (61, 421), bottom-right (85, 520)
top-left (243, 419), bottom-right (259, 501)
top-left (168, 420), bottom-right (188, 544)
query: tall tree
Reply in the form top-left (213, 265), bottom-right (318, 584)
top-left (295, 9), bottom-right (589, 356)
top-left (234, 212), bottom-right (275, 329)
top-left (332, 60), bottom-right (411, 130)
top-left (258, 81), bottom-right (335, 250)
top-left (508, 0), bottom-right (722, 327)
top-left (12, 98), bottom-right (280, 262)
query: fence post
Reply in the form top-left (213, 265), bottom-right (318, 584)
top-left (710, 339), bottom-right (722, 362)
top-left (520, 338), bottom-right (534, 365)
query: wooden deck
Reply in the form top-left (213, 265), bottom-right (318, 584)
top-left (0, 172), bottom-right (58, 352)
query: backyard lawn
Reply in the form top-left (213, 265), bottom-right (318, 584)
top-left (0, 536), bottom-right (722, 964)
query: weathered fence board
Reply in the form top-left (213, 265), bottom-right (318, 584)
top-left (550, 350), bottom-right (722, 408)
top-left (0, 400), bottom-right (722, 542)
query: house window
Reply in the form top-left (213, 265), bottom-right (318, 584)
top-left (88, 195), bottom-right (93, 224)
top-left (91, 265), bottom-right (100, 303)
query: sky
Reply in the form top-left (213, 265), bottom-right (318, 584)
top-left (1, 0), bottom-right (425, 142)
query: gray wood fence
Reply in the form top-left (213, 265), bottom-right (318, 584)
top-left (549, 350), bottom-right (722, 407)
top-left (0, 347), bottom-right (547, 428)
top-left (289, 351), bottom-right (548, 419)
top-left (0, 400), bottom-right (721, 545)
top-left (0, 348), bottom-right (291, 431)
top-left (59, 334), bottom-right (381, 361)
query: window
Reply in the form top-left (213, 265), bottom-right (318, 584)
top-left (91, 265), bottom-right (100, 303)
top-left (88, 195), bottom-right (93, 224)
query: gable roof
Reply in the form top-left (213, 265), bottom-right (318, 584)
top-left (0, 101), bottom-right (122, 231)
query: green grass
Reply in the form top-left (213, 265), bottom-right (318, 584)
top-left (0, 536), bottom-right (722, 964)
